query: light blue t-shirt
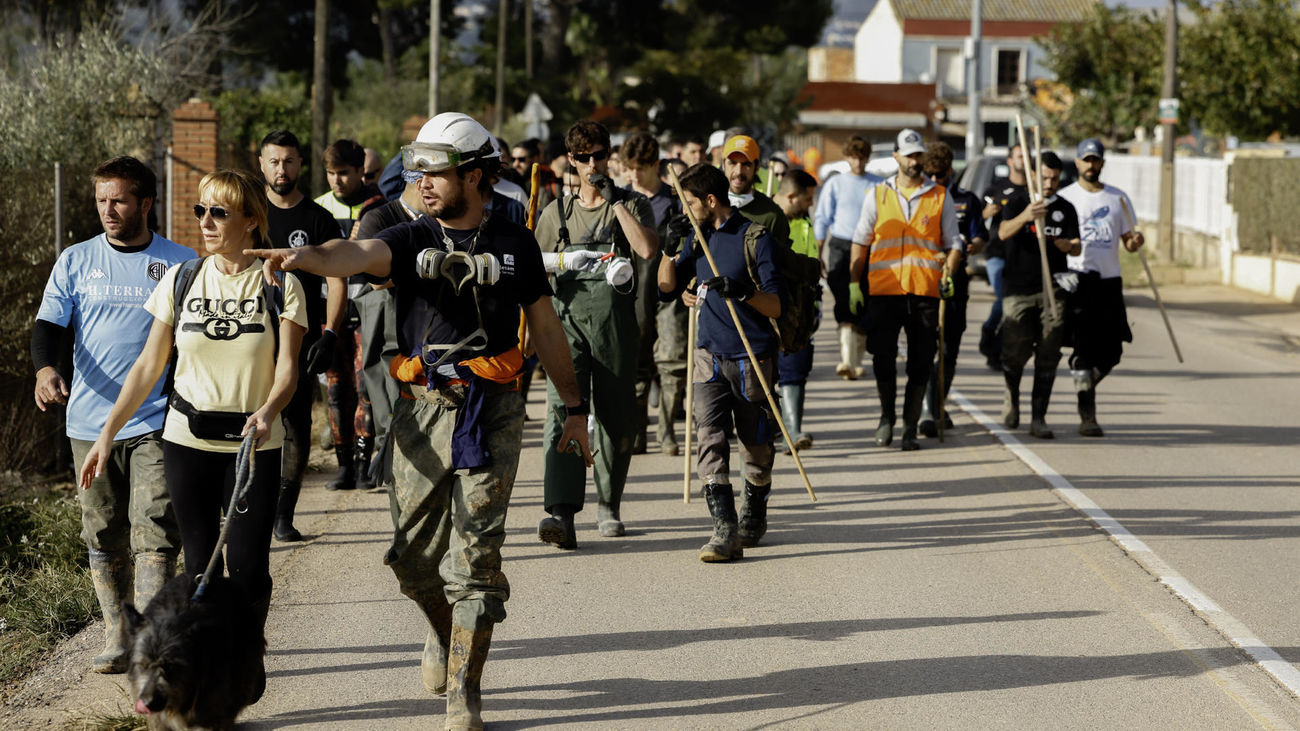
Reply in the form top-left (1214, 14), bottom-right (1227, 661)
top-left (813, 171), bottom-right (885, 242)
top-left (36, 233), bottom-right (196, 441)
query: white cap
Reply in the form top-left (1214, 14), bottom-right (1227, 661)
top-left (707, 130), bottom-right (727, 151)
top-left (894, 128), bottom-right (926, 157)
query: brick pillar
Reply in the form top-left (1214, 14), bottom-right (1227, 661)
top-left (170, 98), bottom-right (219, 249)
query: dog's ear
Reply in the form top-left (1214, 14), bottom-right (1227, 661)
top-left (122, 602), bottom-right (146, 636)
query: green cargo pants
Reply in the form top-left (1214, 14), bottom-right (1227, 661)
top-left (69, 432), bottom-right (178, 557)
top-left (384, 388), bottom-right (525, 624)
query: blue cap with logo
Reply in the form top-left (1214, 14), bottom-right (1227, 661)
top-left (1076, 138), bottom-right (1105, 160)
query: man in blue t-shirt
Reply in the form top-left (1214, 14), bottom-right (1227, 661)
top-left (32, 156), bottom-right (194, 674)
top-left (658, 163), bottom-right (782, 563)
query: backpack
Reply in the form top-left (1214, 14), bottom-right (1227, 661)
top-left (741, 222), bottom-right (822, 355)
top-left (163, 257), bottom-right (285, 394)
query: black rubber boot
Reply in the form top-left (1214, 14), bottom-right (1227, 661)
top-left (900, 374), bottom-right (927, 451)
top-left (1001, 367), bottom-right (1022, 429)
top-left (1029, 367), bottom-right (1057, 439)
top-left (699, 483), bottom-right (742, 562)
top-left (247, 587), bottom-right (272, 705)
top-left (538, 506), bottom-right (577, 550)
top-left (737, 481), bottom-right (771, 548)
top-left (273, 479), bottom-right (304, 541)
top-left (596, 500), bottom-right (624, 537)
top-left (326, 446), bottom-right (356, 491)
top-left (874, 370), bottom-right (897, 447)
top-left (1074, 369), bottom-right (1104, 437)
top-left (354, 435), bottom-right (376, 491)
top-left (632, 388), bottom-right (649, 455)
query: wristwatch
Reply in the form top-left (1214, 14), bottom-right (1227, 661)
top-left (562, 399), bottom-right (590, 418)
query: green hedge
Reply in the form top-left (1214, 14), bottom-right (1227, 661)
top-left (1231, 158), bottom-right (1300, 256)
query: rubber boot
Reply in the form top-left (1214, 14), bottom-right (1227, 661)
top-left (354, 435), bottom-right (376, 491)
top-left (658, 371), bottom-right (684, 455)
top-left (325, 445), bottom-right (356, 491)
top-left (596, 499), bottom-right (625, 537)
top-left (1029, 367), bottom-right (1057, 439)
top-left (835, 325), bottom-right (858, 380)
top-left (632, 387), bottom-right (649, 455)
top-left (133, 552), bottom-right (174, 609)
top-left (899, 374), bottom-right (927, 451)
top-left (779, 384), bottom-right (812, 453)
top-left (1001, 367), bottom-right (1022, 429)
top-left (247, 587), bottom-right (272, 705)
top-left (737, 481), bottom-right (771, 548)
top-left (1074, 369), bottom-right (1104, 437)
top-left (699, 483), bottom-right (743, 562)
top-left (417, 596), bottom-right (454, 695)
top-left (273, 479), bottom-right (304, 542)
top-left (88, 549), bottom-right (132, 673)
top-left (444, 610), bottom-right (493, 731)
top-left (851, 330), bottom-right (868, 379)
top-left (980, 324), bottom-right (1002, 371)
top-left (538, 506), bottom-right (577, 550)
top-left (874, 371), bottom-right (897, 447)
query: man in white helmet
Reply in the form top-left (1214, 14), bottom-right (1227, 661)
top-left (249, 112), bottom-right (592, 731)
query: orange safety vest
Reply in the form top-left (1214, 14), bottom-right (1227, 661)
top-left (867, 183), bottom-right (947, 297)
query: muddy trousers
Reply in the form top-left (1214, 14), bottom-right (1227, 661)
top-left (69, 432), bottom-right (178, 560)
top-left (692, 350), bottom-right (777, 487)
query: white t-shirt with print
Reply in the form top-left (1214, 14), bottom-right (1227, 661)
top-left (146, 258), bottom-right (306, 452)
top-left (1058, 182), bottom-right (1134, 280)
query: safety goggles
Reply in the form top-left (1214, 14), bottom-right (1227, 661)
top-left (401, 142), bottom-right (464, 173)
top-left (193, 204), bottom-right (230, 221)
top-left (572, 149), bottom-right (609, 164)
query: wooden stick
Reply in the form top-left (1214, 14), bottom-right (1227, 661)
top-left (526, 163), bottom-right (542, 230)
top-left (1118, 198), bottom-right (1184, 363)
top-left (765, 161), bottom-right (775, 197)
top-left (1015, 115), bottom-right (1059, 320)
top-left (668, 167), bottom-right (817, 503)
top-left (683, 303), bottom-right (697, 503)
top-left (937, 297), bottom-right (946, 443)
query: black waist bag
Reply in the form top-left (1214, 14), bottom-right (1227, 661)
top-left (170, 393), bottom-right (250, 442)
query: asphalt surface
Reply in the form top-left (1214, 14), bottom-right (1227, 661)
top-left (6, 278), bottom-right (1300, 730)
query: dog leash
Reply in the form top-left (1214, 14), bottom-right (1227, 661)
top-left (192, 430), bottom-right (258, 602)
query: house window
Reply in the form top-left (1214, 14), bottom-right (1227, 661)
top-left (996, 48), bottom-right (1023, 94)
top-left (936, 47), bottom-right (964, 97)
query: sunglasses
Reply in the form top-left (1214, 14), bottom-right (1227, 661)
top-left (193, 204), bottom-right (231, 221)
top-left (572, 149), bottom-right (609, 164)
top-left (511, 156), bottom-right (529, 163)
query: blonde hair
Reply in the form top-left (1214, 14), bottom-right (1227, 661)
top-left (198, 169), bottom-right (271, 249)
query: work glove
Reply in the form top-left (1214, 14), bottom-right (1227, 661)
top-left (702, 275), bottom-right (754, 302)
top-left (848, 281), bottom-right (865, 316)
top-left (589, 173), bottom-right (618, 204)
top-left (542, 249), bottom-right (604, 273)
top-left (939, 273), bottom-right (955, 300)
top-left (304, 329), bottom-right (337, 375)
top-left (664, 214), bottom-right (692, 257)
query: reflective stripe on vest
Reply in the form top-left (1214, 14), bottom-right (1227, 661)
top-left (867, 184), bottom-right (946, 297)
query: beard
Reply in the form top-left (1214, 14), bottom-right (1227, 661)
top-left (430, 189), bottom-right (469, 220)
top-left (1082, 169), bottom-right (1100, 183)
top-left (269, 178), bottom-right (297, 196)
top-left (107, 211), bottom-right (146, 242)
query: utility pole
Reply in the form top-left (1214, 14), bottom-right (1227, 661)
top-left (429, 0), bottom-right (441, 117)
top-left (525, 0), bottom-right (533, 80)
top-left (1158, 0), bottom-right (1178, 261)
top-left (965, 0), bottom-right (983, 157)
top-left (494, 0), bottom-right (507, 135)
top-left (311, 0), bottom-right (330, 195)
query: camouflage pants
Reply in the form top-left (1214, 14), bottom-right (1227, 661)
top-left (384, 388), bottom-right (524, 624)
top-left (69, 432), bottom-right (178, 557)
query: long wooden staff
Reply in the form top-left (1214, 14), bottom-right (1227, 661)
top-left (519, 163), bottom-right (544, 358)
top-left (683, 303), bottom-right (697, 503)
top-left (937, 297), bottom-right (946, 443)
top-left (1118, 198), bottom-right (1184, 363)
top-left (668, 167), bottom-right (816, 503)
top-left (1015, 115), bottom-right (1059, 320)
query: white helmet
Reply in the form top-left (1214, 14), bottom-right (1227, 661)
top-left (402, 112), bottom-right (498, 173)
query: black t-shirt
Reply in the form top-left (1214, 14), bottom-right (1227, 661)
top-left (375, 213), bottom-right (552, 365)
top-left (266, 196), bottom-right (339, 331)
top-left (949, 184), bottom-right (988, 294)
top-left (1000, 191), bottom-right (1079, 297)
top-left (982, 176), bottom-right (1026, 260)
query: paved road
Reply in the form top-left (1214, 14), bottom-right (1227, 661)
top-left (6, 279), bottom-right (1300, 729)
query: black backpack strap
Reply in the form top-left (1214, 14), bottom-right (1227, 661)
top-left (163, 258), bottom-right (204, 397)
top-left (263, 270), bottom-right (285, 356)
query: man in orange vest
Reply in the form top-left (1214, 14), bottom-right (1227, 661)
top-left (847, 129), bottom-right (965, 451)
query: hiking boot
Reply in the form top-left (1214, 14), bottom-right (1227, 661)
top-left (699, 483), bottom-right (742, 562)
top-left (737, 482), bottom-right (771, 548)
top-left (538, 507), bottom-right (577, 550)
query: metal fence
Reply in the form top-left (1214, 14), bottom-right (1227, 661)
top-left (1095, 154), bottom-right (1228, 238)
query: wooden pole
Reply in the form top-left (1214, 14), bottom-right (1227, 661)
top-left (683, 304), bottom-right (697, 504)
top-left (1119, 198), bottom-right (1184, 363)
top-left (668, 167), bottom-right (817, 503)
top-left (937, 297), bottom-right (946, 443)
top-left (1015, 114), bottom-right (1058, 320)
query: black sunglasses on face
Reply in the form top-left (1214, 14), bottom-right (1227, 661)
top-left (572, 149), bottom-right (609, 163)
top-left (512, 156), bottom-right (529, 163)
top-left (193, 204), bottom-right (230, 221)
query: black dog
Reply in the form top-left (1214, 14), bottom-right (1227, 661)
top-left (122, 574), bottom-right (266, 730)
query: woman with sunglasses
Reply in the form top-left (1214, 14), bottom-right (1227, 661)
top-left (79, 169), bottom-right (307, 700)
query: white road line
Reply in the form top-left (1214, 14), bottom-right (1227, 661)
top-left (952, 389), bottom-right (1300, 699)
